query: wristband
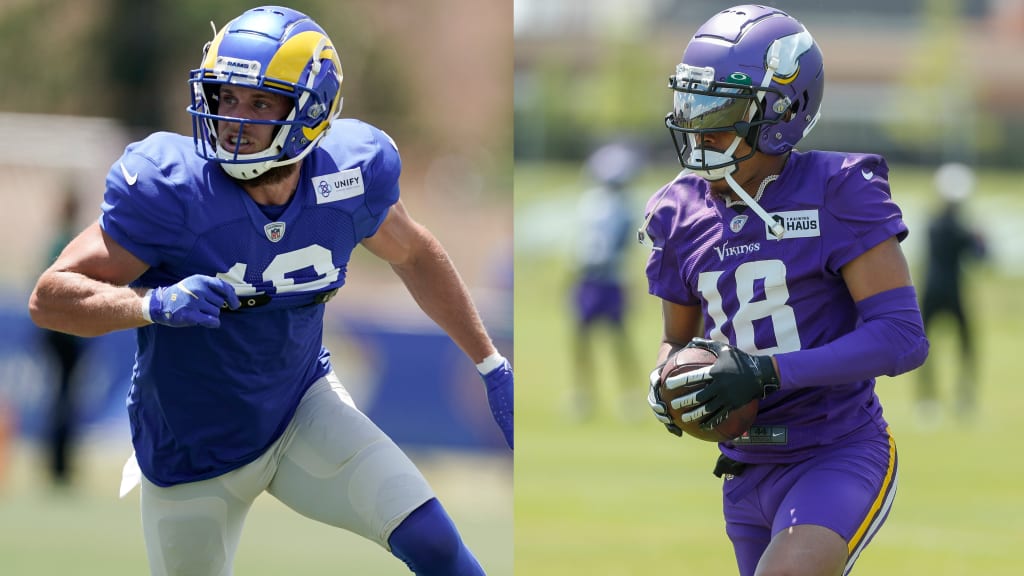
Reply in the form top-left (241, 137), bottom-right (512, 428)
top-left (140, 289), bottom-right (154, 324)
top-left (476, 352), bottom-right (505, 375)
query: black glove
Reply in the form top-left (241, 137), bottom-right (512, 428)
top-left (689, 338), bottom-right (779, 430)
top-left (647, 363), bottom-right (682, 437)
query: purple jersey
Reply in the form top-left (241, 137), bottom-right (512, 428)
top-left (100, 119), bottom-right (400, 486)
top-left (644, 150), bottom-right (908, 463)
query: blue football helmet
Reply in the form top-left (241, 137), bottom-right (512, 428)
top-left (666, 4), bottom-right (824, 179)
top-left (188, 6), bottom-right (343, 180)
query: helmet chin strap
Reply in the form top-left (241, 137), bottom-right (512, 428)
top-left (725, 171), bottom-right (785, 239)
top-left (718, 48), bottom-right (786, 239)
top-left (689, 133), bottom-right (785, 240)
top-left (216, 121), bottom-right (326, 181)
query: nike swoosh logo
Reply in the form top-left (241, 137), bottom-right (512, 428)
top-left (120, 161), bottom-right (138, 186)
top-left (861, 168), bottom-right (873, 180)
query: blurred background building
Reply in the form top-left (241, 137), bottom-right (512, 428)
top-left (513, 0), bottom-right (1024, 323)
top-left (515, 0), bottom-right (1024, 169)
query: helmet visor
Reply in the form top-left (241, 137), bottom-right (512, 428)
top-left (672, 85), bottom-right (753, 132)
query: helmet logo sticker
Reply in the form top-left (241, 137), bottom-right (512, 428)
top-left (213, 57), bottom-right (261, 84)
top-left (728, 72), bottom-right (752, 85)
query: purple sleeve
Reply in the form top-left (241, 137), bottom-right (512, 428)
top-left (774, 286), bottom-right (928, 389)
top-left (822, 155), bottom-right (908, 275)
top-left (644, 183), bottom-right (700, 306)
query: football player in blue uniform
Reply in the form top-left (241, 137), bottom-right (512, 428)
top-left (28, 6), bottom-right (512, 576)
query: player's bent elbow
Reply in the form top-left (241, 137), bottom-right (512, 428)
top-left (887, 334), bottom-right (929, 376)
top-left (27, 289), bottom-right (53, 330)
top-left (27, 297), bottom-right (68, 334)
top-left (27, 272), bottom-right (60, 325)
top-left (27, 286), bottom-right (88, 337)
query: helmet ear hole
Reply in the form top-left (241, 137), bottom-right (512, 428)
top-left (784, 98), bottom-right (800, 121)
top-left (743, 107), bottom-right (763, 148)
top-left (204, 84), bottom-right (220, 115)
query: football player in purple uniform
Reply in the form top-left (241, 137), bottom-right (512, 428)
top-left (28, 6), bottom-right (511, 576)
top-left (569, 142), bottom-right (642, 420)
top-left (643, 6), bottom-right (928, 576)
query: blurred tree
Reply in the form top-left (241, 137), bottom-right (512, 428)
top-left (581, 32), bottom-right (662, 145)
top-left (1, 0), bottom-right (408, 136)
top-left (888, 0), bottom-right (1000, 162)
top-left (99, 0), bottom-right (167, 132)
top-left (0, 0), bottom-right (107, 116)
top-left (0, 0), bottom-right (508, 200)
top-left (514, 23), bottom-right (662, 161)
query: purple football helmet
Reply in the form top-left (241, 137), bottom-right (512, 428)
top-left (666, 5), bottom-right (824, 177)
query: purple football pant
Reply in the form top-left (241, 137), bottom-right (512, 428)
top-left (722, 431), bottom-right (897, 576)
top-left (574, 278), bottom-right (625, 325)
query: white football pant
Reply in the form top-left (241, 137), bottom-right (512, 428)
top-left (121, 371), bottom-right (435, 576)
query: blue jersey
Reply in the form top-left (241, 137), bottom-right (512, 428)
top-left (574, 184), bottom-right (634, 282)
top-left (100, 119), bottom-right (400, 486)
top-left (645, 150), bottom-right (907, 463)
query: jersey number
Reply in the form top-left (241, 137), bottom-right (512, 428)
top-left (697, 259), bottom-right (801, 354)
top-left (217, 245), bottom-right (339, 295)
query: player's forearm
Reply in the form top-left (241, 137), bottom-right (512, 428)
top-left (390, 241), bottom-right (497, 364)
top-left (774, 286), bottom-right (928, 388)
top-left (29, 270), bottom-right (150, 337)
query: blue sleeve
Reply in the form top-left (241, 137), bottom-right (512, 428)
top-left (355, 126), bottom-right (402, 239)
top-left (99, 141), bottom-right (192, 268)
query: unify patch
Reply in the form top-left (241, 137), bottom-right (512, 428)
top-left (312, 167), bottom-right (365, 204)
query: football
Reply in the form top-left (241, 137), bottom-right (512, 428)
top-left (658, 345), bottom-right (758, 442)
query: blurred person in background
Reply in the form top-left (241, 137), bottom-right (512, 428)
top-left (916, 162), bottom-right (986, 424)
top-left (0, 395), bottom-right (11, 491)
top-left (39, 185), bottom-right (88, 487)
top-left (569, 141), bottom-right (641, 421)
top-left (642, 5), bottom-right (928, 575)
top-left (27, 6), bottom-right (512, 576)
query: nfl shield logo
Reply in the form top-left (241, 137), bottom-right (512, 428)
top-left (264, 221), bottom-right (286, 242)
top-left (729, 215), bottom-right (748, 233)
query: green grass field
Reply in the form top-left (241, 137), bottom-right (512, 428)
top-left (3, 162), bottom-right (1020, 575)
top-left (0, 440), bottom-right (511, 575)
top-left (514, 161), bottom-right (1024, 575)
